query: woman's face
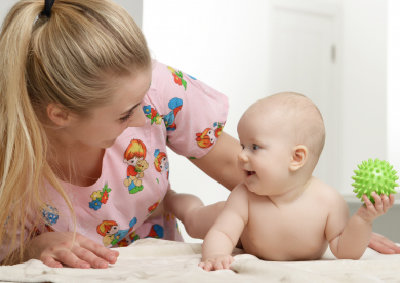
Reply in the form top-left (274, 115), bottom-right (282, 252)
top-left (65, 67), bottom-right (152, 149)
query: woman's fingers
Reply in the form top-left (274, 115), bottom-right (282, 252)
top-left (72, 246), bottom-right (109, 269)
top-left (79, 237), bottom-right (119, 264)
top-left (369, 232), bottom-right (400, 254)
top-left (35, 232), bottom-right (119, 269)
top-left (369, 239), bottom-right (396, 254)
top-left (53, 249), bottom-right (91, 269)
top-left (41, 254), bottom-right (64, 268)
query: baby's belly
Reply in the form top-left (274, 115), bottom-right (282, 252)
top-left (240, 227), bottom-right (328, 261)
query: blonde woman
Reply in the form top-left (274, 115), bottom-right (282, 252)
top-left (0, 0), bottom-right (397, 269)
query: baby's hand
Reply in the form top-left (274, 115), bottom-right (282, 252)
top-left (357, 192), bottom-right (395, 223)
top-left (198, 255), bottom-right (234, 271)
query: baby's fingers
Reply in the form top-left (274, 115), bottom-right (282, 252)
top-left (214, 256), bottom-right (233, 270)
top-left (213, 260), bottom-right (225, 270)
top-left (362, 194), bottom-right (375, 210)
top-left (222, 256), bottom-right (234, 269)
top-left (389, 194), bottom-right (395, 206)
top-left (365, 192), bottom-right (383, 213)
top-left (382, 194), bottom-right (395, 213)
top-left (199, 261), bottom-right (213, 271)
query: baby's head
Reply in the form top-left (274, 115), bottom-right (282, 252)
top-left (237, 92), bottom-right (325, 195)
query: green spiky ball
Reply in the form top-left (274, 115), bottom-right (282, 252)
top-left (352, 158), bottom-right (399, 203)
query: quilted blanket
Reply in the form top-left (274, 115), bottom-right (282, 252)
top-left (0, 238), bottom-right (399, 283)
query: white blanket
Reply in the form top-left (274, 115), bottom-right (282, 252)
top-left (1, 238), bottom-right (400, 283)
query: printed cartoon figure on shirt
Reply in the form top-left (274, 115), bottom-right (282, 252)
top-left (143, 105), bottom-right (162, 125)
top-left (42, 205), bottom-right (59, 226)
top-left (162, 97), bottom-right (183, 131)
top-left (88, 183), bottom-right (111, 211)
top-left (196, 122), bottom-right (225, 148)
top-left (96, 217), bottom-right (137, 247)
top-left (167, 66), bottom-right (188, 90)
top-left (154, 149), bottom-right (169, 179)
top-left (146, 224), bottom-right (164, 239)
top-left (123, 139), bottom-right (149, 194)
top-left (148, 201), bottom-right (160, 216)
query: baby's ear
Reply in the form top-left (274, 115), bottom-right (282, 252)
top-left (289, 145), bottom-right (308, 171)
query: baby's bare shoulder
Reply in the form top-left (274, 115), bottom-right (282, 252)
top-left (226, 184), bottom-right (251, 208)
top-left (310, 177), bottom-right (346, 206)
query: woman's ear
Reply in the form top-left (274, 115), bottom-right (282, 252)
top-left (289, 145), bottom-right (308, 172)
top-left (46, 103), bottom-right (72, 127)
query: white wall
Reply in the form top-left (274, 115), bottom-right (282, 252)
top-left (340, 0), bottom-right (388, 193)
top-left (387, 0), bottom-right (400, 171)
top-left (0, 1), bottom-right (17, 21)
top-left (113, 0), bottom-right (143, 28)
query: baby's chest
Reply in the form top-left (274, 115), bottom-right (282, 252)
top-left (249, 196), bottom-right (328, 229)
top-left (241, 201), bottom-right (329, 260)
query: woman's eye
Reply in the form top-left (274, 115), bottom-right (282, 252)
top-left (119, 112), bottom-right (133, 122)
top-left (252, 144), bottom-right (259, 151)
top-left (241, 144), bottom-right (245, 150)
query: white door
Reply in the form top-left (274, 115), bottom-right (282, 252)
top-left (267, 1), bottom-right (341, 188)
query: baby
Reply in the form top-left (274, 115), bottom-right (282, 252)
top-left (165, 92), bottom-right (395, 271)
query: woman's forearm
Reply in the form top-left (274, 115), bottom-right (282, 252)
top-left (191, 132), bottom-right (244, 191)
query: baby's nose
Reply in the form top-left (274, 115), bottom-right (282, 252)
top-left (237, 150), bottom-right (248, 164)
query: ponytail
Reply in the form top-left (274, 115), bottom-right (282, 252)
top-left (0, 0), bottom-right (74, 265)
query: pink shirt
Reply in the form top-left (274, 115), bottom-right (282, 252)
top-left (41, 61), bottom-right (229, 247)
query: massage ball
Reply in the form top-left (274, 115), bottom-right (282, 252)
top-left (352, 158), bottom-right (398, 203)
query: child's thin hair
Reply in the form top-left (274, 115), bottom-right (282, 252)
top-left (268, 92), bottom-right (326, 163)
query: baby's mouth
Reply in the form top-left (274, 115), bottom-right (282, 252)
top-left (246, 170), bottom-right (256, 176)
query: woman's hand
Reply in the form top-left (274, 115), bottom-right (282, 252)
top-left (26, 232), bottom-right (119, 268)
top-left (369, 232), bottom-right (400, 254)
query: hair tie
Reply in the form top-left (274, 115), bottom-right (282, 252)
top-left (41, 0), bottom-right (55, 18)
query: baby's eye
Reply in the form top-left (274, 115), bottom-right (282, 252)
top-left (252, 144), bottom-right (259, 151)
top-left (241, 144), bottom-right (245, 150)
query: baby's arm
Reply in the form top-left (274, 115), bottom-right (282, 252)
top-left (327, 192), bottom-right (395, 259)
top-left (199, 185), bottom-right (249, 271)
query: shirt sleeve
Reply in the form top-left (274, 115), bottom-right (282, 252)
top-left (149, 60), bottom-right (229, 159)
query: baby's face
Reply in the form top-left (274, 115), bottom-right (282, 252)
top-left (237, 103), bottom-right (294, 196)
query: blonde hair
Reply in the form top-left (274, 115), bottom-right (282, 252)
top-left (0, 0), bottom-right (150, 264)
